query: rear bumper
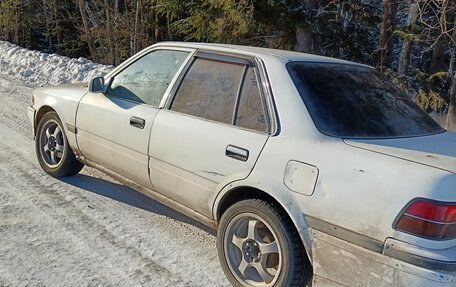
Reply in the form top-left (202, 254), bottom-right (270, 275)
top-left (27, 106), bottom-right (35, 137)
top-left (310, 229), bottom-right (456, 287)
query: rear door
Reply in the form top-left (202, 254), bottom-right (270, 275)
top-left (149, 53), bottom-right (270, 217)
top-left (76, 48), bottom-right (192, 188)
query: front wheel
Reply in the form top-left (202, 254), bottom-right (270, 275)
top-left (217, 199), bottom-right (312, 287)
top-left (35, 111), bottom-right (84, 177)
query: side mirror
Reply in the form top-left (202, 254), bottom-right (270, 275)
top-left (89, 77), bottom-right (105, 93)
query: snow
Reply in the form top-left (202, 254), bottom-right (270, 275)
top-left (0, 42), bottom-right (229, 286)
top-left (0, 41), bottom-right (112, 87)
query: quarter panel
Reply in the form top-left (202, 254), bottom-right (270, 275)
top-left (247, 55), bottom-right (456, 249)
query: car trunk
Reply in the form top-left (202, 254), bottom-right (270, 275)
top-left (343, 131), bottom-right (456, 174)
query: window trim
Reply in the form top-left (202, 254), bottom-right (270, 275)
top-left (234, 66), bottom-right (270, 133)
top-left (195, 50), bottom-right (254, 66)
top-left (252, 57), bottom-right (278, 136)
top-left (232, 65), bottom-right (249, 125)
top-left (103, 47), bottom-right (195, 108)
top-left (165, 51), bottom-right (273, 135)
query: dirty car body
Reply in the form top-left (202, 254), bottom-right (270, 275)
top-left (28, 42), bottom-right (456, 287)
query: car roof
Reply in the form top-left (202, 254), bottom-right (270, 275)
top-left (154, 41), bottom-right (372, 68)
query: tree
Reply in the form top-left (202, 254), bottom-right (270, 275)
top-left (295, 0), bottom-right (318, 53)
top-left (0, 0), bottom-right (455, 129)
top-left (379, 0), bottom-right (398, 69)
top-left (173, 0), bottom-right (255, 44)
top-left (417, 0), bottom-right (456, 128)
top-left (78, 0), bottom-right (98, 62)
top-left (104, 0), bottom-right (117, 64)
top-left (398, 0), bottom-right (420, 75)
top-left (447, 72), bottom-right (456, 129)
top-left (429, 1), bottom-right (452, 74)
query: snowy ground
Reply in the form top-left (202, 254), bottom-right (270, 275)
top-left (0, 41), bottom-right (229, 286)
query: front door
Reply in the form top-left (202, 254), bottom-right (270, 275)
top-left (76, 49), bottom-right (192, 188)
top-left (149, 55), bottom-right (270, 217)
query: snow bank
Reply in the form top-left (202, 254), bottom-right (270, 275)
top-left (0, 41), bottom-right (112, 87)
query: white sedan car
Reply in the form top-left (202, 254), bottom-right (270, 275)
top-left (28, 42), bottom-right (455, 287)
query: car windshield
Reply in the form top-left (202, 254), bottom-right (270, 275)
top-left (287, 62), bottom-right (445, 138)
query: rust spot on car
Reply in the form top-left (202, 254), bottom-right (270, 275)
top-left (426, 154), bottom-right (439, 160)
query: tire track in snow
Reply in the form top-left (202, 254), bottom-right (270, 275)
top-left (0, 141), bottom-right (183, 286)
top-left (0, 78), bottom-right (32, 138)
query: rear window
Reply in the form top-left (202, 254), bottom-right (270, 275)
top-left (287, 62), bottom-right (444, 138)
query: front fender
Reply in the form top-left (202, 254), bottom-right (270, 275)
top-left (33, 83), bottom-right (87, 152)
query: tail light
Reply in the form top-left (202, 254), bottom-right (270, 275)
top-left (394, 199), bottom-right (456, 240)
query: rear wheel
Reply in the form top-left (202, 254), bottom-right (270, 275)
top-left (217, 199), bottom-right (312, 287)
top-left (36, 111), bottom-right (84, 177)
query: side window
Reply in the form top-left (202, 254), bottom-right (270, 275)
top-left (236, 68), bottom-right (268, 132)
top-left (107, 50), bottom-right (189, 106)
top-left (171, 58), bottom-right (244, 124)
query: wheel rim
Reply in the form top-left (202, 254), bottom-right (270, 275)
top-left (224, 213), bottom-right (282, 287)
top-left (38, 119), bottom-right (65, 168)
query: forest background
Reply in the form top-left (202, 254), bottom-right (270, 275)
top-left (0, 0), bottom-right (455, 128)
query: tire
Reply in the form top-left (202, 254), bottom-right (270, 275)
top-left (217, 199), bottom-right (312, 287)
top-left (35, 111), bottom-right (84, 177)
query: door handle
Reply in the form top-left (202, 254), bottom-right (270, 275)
top-left (130, 116), bottom-right (145, 129)
top-left (226, 145), bottom-right (249, 162)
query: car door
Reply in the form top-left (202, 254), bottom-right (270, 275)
top-left (76, 48), bottom-right (193, 188)
top-left (148, 53), bottom-right (270, 217)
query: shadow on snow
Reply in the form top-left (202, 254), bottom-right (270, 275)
top-left (61, 173), bottom-right (215, 236)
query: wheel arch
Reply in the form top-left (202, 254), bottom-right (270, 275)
top-left (35, 105), bottom-right (56, 134)
top-left (216, 186), bottom-right (283, 221)
top-left (214, 185), bottom-right (314, 265)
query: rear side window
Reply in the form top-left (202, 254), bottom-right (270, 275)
top-left (171, 58), bottom-right (244, 124)
top-left (287, 62), bottom-right (444, 138)
top-left (171, 57), bottom-right (269, 133)
top-left (235, 67), bottom-right (268, 132)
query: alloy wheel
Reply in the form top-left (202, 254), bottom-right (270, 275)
top-left (224, 213), bottom-right (282, 286)
top-left (38, 119), bottom-right (65, 168)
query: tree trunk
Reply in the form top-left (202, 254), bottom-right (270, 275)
top-left (430, 0), bottom-right (451, 74)
top-left (42, 0), bottom-right (53, 52)
top-left (78, 0), bottom-right (98, 62)
top-left (445, 71), bottom-right (456, 130)
top-left (149, 0), bottom-right (156, 44)
top-left (114, 0), bottom-right (119, 64)
top-left (295, 0), bottom-right (318, 53)
top-left (133, 0), bottom-right (141, 55)
top-left (379, 0), bottom-right (399, 69)
top-left (296, 26), bottom-right (313, 52)
top-left (398, 0), bottom-right (419, 75)
top-left (104, 0), bottom-right (116, 65)
top-left (155, 5), bottom-right (160, 42)
top-left (167, 10), bottom-right (172, 41)
top-left (430, 40), bottom-right (447, 74)
top-left (52, 0), bottom-right (61, 50)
